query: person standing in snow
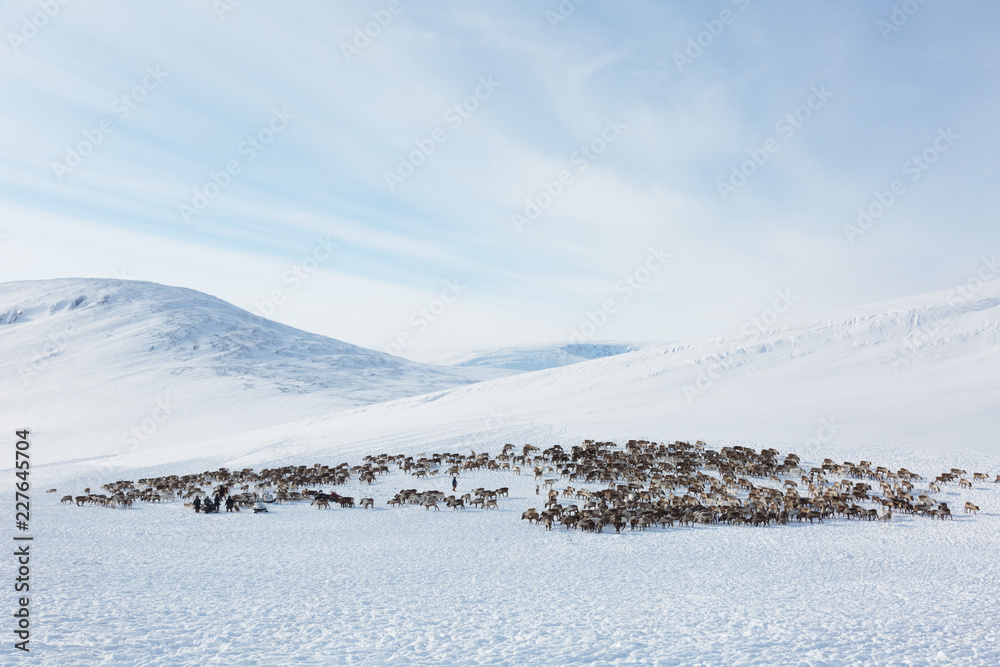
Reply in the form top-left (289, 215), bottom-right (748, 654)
top-left (452, 476), bottom-right (458, 492)
top-left (193, 496), bottom-right (201, 513)
top-left (225, 496), bottom-right (236, 512)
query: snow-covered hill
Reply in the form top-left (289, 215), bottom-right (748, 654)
top-left (171, 278), bottom-right (1000, 469)
top-left (413, 342), bottom-right (645, 371)
top-left (6, 277), bottom-right (1000, 666)
top-left (0, 279), bottom-right (489, 465)
top-left (2, 277), bottom-right (999, 470)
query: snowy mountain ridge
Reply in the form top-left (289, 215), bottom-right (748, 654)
top-left (2, 276), bottom-right (999, 470)
top-left (0, 278), bottom-right (493, 464)
top-left (198, 276), bottom-right (1000, 469)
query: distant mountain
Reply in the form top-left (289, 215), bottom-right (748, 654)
top-left (417, 342), bottom-right (645, 371)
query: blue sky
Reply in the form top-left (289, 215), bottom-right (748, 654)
top-left (1, 0), bottom-right (998, 355)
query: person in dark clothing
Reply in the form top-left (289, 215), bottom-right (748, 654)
top-left (214, 493), bottom-right (222, 508)
top-left (193, 496), bottom-right (201, 513)
top-left (452, 477), bottom-right (458, 491)
top-left (225, 497), bottom-right (236, 512)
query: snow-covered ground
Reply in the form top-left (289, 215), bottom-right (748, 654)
top-left (3, 277), bottom-right (1000, 664)
top-left (25, 448), bottom-right (1000, 665)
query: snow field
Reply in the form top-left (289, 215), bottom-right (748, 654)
top-left (22, 445), bottom-right (1000, 666)
top-left (4, 278), bottom-right (1000, 663)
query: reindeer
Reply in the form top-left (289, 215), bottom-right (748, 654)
top-left (360, 498), bottom-right (374, 509)
top-left (964, 502), bottom-right (980, 514)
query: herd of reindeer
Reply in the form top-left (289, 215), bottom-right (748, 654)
top-left (53, 439), bottom-right (997, 533)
